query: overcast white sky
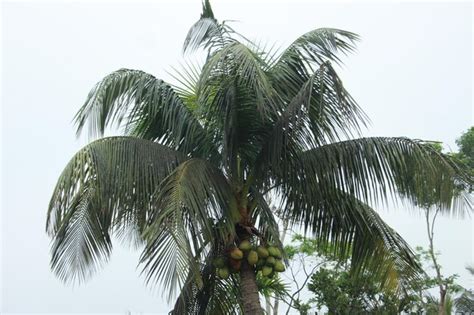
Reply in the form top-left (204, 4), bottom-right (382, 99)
top-left (1, 0), bottom-right (473, 314)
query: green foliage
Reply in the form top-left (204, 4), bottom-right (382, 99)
top-left (407, 246), bottom-right (463, 313)
top-left (414, 246), bottom-right (460, 291)
top-left (308, 267), bottom-right (412, 314)
top-left (451, 127), bottom-right (474, 192)
top-left (282, 234), bottom-right (420, 314)
top-left (256, 272), bottom-right (288, 299)
top-left (456, 127), bottom-right (474, 163)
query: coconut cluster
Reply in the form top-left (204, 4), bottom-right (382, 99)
top-left (213, 240), bottom-right (285, 280)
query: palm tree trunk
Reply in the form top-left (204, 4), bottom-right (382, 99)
top-left (240, 260), bottom-right (263, 314)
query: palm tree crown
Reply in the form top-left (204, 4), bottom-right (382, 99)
top-left (46, 1), bottom-right (472, 314)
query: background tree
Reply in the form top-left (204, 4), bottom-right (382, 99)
top-left (274, 234), bottom-right (421, 314)
top-left (308, 266), bottom-right (415, 314)
top-left (410, 246), bottom-right (461, 314)
top-left (413, 130), bottom-right (473, 315)
top-left (451, 127), bottom-right (474, 192)
top-left (45, 1), bottom-right (471, 314)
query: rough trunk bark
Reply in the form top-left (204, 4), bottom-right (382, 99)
top-left (240, 260), bottom-right (263, 315)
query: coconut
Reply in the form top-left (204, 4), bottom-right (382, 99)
top-left (274, 260), bottom-right (285, 272)
top-left (247, 250), bottom-right (259, 265)
top-left (217, 267), bottom-right (230, 279)
top-left (256, 246), bottom-right (269, 258)
top-left (213, 257), bottom-right (226, 268)
top-left (266, 256), bottom-right (276, 266)
top-left (268, 246), bottom-right (282, 258)
top-left (262, 266), bottom-right (273, 277)
top-left (256, 258), bottom-right (266, 270)
top-left (238, 240), bottom-right (252, 252)
top-left (229, 247), bottom-right (243, 260)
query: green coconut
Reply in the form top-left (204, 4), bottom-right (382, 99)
top-left (266, 256), bottom-right (276, 266)
top-left (229, 247), bottom-right (243, 260)
top-left (262, 266), bottom-right (273, 277)
top-left (238, 240), bottom-right (252, 252)
top-left (268, 246), bottom-right (282, 258)
top-left (256, 258), bottom-right (266, 270)
top-left (256, 246), bottom-right (269, 258)
top-left (217, 267), bottom-right (230, 279)
top-left (213, 257), bottom-right (226, 268)
top-left (247, 250), bottom-right (259, 265)
top-left (274, 260), bottom-right (285, 272)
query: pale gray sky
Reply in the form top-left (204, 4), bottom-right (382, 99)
top-left (1, 1), bottom-right (472, 314)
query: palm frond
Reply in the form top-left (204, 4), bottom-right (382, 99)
top-left (170, 239), bottom-right (242, 315)
top-left (198, 42), bottom-right (276, 117)
top-left (281, 189), bottom-right (420, 291)
top-left (183, 0), bottom-right (235, 55)
top-left (250, 191), bottom-right (283, 249)
top-left (255, 65), bottom-right (368, 189)
top-left (47, 136), bottom-right (184, 283)
top-left (74, 69), bottom-right (217, 159)
top-left (298, 137), bottom-right (472, 212)
top-left (269, 28), bottom-right (359, 88)
top-left (196, 41), bottom-right (277, 173)
top-left (139, 159), bottom-right (238, 300)
top-left (455, 290), bottom-right (474, 312)
top-left (256, 272), bottom-right (288, 299)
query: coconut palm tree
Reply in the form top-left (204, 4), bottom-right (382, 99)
top-left (46, 1), bottom-right (471, 314)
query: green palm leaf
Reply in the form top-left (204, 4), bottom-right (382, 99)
top-left (269, 28), bottom-right (359, 99)
top-left (140, 159), bottom-right (238, 300)
top-left (47, 136), bottom-right (184, 283)
top-left (282, 189), bottom-right (420, 290)
top-left (298, 137), bottom-right (472, 211)
top-left (255, 65), bottom-right (367, 188)
top-left (197, 42), bottom-right (276, 117)
top-left (170, 239), bottom-right (242, 315)
top-left (74, 69), bottom-right (217, 159)
top-left (183, 0), bottom-right (236, 55)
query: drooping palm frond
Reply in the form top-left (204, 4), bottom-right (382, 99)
top-left (74, 69), bottom-right (218, 160)
top-left (47, 136), bottom-right (184, 283)
top-left (454, 265), bottom-right (474, 313)
top-left (268, 28), bottom-right (359, 103)
top-left (255, 65), bottom-right (368, 189)
top-left (297, 137), bottom-right (472, 211)
top-left (280, 188), bottom-right (420, 291)
top-left (268, 136), bottom-right (471, 289)
top-left (139, 158), bottom-right (238, 300)
top-left (170, 237), bottom-right (242, 315)
top-left (250, 191), bottom-right (283, 250)
top-left (279, 28), bottom-right (359, 66)
top-left (455, 290), bottom-right (474, 312)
